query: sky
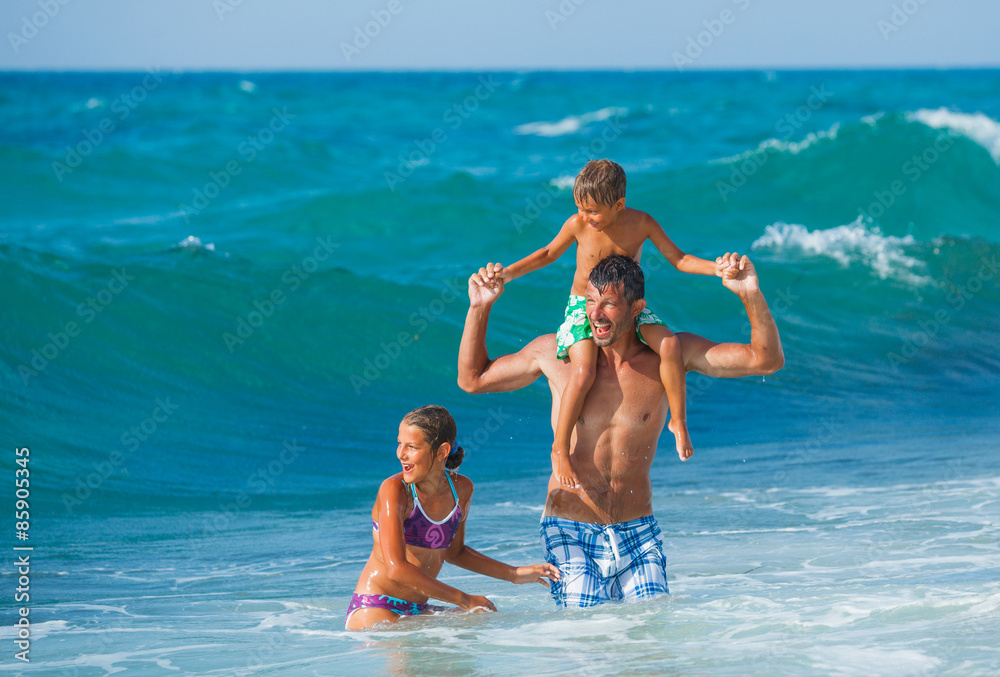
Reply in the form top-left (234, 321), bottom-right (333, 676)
top-left (1, 0), bottom-right (998, 71)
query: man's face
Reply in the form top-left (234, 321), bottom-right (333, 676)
top-left (585, 281), bottom-right (639, 347)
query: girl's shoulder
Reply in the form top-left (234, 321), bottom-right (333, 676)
top-left (377, 474), bottom-right (411, 501)
top-left (449, 471), bottom-right (474, 501)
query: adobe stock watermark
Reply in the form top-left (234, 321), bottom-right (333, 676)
top-left (177, 107), bottom-right (296, 222)
top-left (545, 0), bottom-right (588, 31)
top-left (511, 115), bottom-right (627, 233)
top-left (673, 0), bottom-right (752, 71)
top-left (717, 84), bottom-right (833, 201)
top-left (340, 0), bottom-right (406, 63)
top-left (858, 131), bottom-right (955, 222)
top-left (350, 276), bottom-right (465, 394)
top-left (223, 236), bottom-right (339, 353)
top-left (462, 408), bottom-right (514, 454)
top-left (17, 269), bottom-right (134, 386)
top-left (384, 75), bottom-right (501, 191)
top-left (887, 254), bottom-right (998, 373)
top-left (877, 0), bottom-right (932, 40)
top-left (214, 0), bottom-right (246, 21)
top-left (51, 67), bottom-right (167, 183)
top-left (7, 0), bottom-right (72, 54)
top-left (510, 179), bottom-right (565, 235)
top-left (193, 439), bottom-right (304, 536)
top-left (61, 397), bottom-right (180, 513)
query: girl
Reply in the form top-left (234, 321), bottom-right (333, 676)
top-left (346, 405), bottom-right (560, 630)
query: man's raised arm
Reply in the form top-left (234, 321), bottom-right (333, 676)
top-left (678, 254), bottom-right (785, 378)
top-left (457, 263), bottom-right (546, 394)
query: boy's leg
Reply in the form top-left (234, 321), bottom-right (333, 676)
top-left (552, 338), bottom-right (597, 488)
top-left (638, 323), bottom-right (693, 460)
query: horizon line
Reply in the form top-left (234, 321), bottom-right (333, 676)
top-left (3, 64), bottom-right (1000, 75)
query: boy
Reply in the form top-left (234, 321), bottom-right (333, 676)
top-left (494, 160), bottom-right (724, 488)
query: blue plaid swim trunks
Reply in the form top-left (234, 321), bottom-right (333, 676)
top-left (539, 514), bottom-right (669, 608)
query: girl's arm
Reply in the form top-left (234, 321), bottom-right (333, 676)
top-left (645, 215), bottom-right (724, 276)
top-left (501, 218), bottom-right (578, 282)
top-left (375, 479), bottom-right (492, 611)
top-left (444, 481), bottom-right (561, 586)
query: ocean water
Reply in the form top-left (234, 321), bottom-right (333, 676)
top-left (1, 69), bottom-right (999, 675)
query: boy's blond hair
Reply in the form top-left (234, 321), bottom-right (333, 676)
top-left (573, 159), bottom-right (626, 208)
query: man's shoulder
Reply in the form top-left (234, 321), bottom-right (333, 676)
top-left (526, 333), bottom-right (559, 359)
top-left (514, 333), bottom-right (564, 375)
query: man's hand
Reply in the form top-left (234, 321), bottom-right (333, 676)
top-left (717, 253), bottom-right (760, 296)
top-left (468, 262), bottom-right (506, 308)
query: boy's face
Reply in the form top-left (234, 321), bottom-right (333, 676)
top-left (575, 196), bottom-right (625, 231)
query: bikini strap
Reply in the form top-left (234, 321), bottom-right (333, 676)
top-left (445, 471), bottom-right (458, 503)
top-left (408, 473), bottom-right (458, 507)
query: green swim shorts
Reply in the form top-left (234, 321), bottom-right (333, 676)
top-left (555, 295), bottom-right (667, 359)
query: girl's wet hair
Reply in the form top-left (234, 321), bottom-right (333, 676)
top-left (402, 405), bottom-right (465, 470)
top-left (573, 159), bottom-right (627, 207)
top-left (589, 254), bottom-right (645, 307)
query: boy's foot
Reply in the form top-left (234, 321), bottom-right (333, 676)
top-left (551, 449), bottom-right (581, 488)
top-left (668, 419), bottom-right (694, 461)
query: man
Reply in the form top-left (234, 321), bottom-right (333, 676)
top-left (457, 253), bottom-right (784, 608)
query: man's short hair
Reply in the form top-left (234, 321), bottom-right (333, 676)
top-left (573, 159), bottom-right (626, 207)
top-left (588, 254), bottom-right (644, 306)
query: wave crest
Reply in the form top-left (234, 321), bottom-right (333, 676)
top-left (751, 220), bottom-right (930, 286)
top-left (715, 123), bottom-right (840, 164)
top-left (908, 108), bottom-right (1000, 163)
top-left (513, 107), bottom-right (627, 137)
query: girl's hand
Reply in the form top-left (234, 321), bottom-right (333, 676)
top-left (513, 563), bottom-right (562, 587)
top-left (463, 594), bottom-right (497, 612)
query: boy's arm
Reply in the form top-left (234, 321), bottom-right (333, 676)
top-left (645, 214), bottom-right (724, 276)
top-left (502, 217), bottom-right (578, 282)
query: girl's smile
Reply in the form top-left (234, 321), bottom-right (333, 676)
top-left (396, 422), bottom-right (441, 482)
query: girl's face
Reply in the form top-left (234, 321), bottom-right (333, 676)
top-left (396, 422), bottom-right (446, 483)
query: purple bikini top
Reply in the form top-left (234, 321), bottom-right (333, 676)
top-left (373, 472), bottom-right (462, 549)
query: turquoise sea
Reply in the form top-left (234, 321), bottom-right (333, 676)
top-left (2, 70), bottom-right (1000, 675)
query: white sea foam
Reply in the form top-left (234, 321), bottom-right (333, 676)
top-left (861, 111), bottom-right (886, 127)
top-left (811, 645), bottom-right (943, 676)
top-left (751, 219), bottom-right (930, 286)
top-left (0, 620), bottom-right (68, 640)
top-left (908, 108), bottom-right (1000, 163)
top-left (176, 235), bottom-right (216, 251)
top-left (513, 107), bottom-right (627, 137)
top-left (493, 501), bottom-right (546, 512)
top-left (715, 123), bottom-right (840, 164)
top-left (550, 174), bottom-right (576, 190)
